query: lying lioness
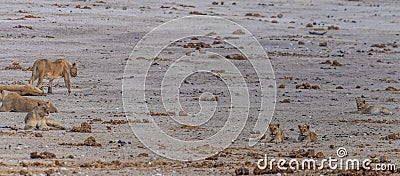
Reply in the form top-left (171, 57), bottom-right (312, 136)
top-left (29, 59), bottom-right (77, 94)
top-left (24, 102), bottom-right (65, 130)
top-left (354, 99), bottom-right (393, 115)
top-left (0, 90), bottom-right (57, 112)
top-left (0, 84), bottom-right (44, 96)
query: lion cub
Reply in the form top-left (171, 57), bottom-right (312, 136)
top-left (24, 102), bottom-right (65, 130)
top-left (0, 90), bottom-right (57, 112)
top-left (298, 125), bottom-right (317, 143)
top-left (268, 124), bottom-right (285, 143)
top-left (355, 99), bottom-right (393, 115)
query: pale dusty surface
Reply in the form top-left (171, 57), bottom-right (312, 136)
top-left (0, 0), bottom-right (399, 175)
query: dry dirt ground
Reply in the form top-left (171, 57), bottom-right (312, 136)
top-left (0, 0), bottom-right (400, 175)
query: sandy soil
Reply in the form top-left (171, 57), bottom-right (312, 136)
top-left (0, 0), bottom-right (399, 175)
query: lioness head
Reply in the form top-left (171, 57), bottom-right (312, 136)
top-left (355, 99), bottom-right (369, 110)
top-left (0, 90), bottom-right (4, 100)
top-left (36, 102), bottom-right (50, 117)
top-left (71, 63), bottom-right (77, 77)
top-left (298, 125), bottom-right (311, 136)
top-left (26, 84), bottom-right (44, 96)
top-left (269, 124), bottom-right (281, 135)
top-left (0, 90), bottom-right (10, 101)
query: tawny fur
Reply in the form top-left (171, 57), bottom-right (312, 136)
top-left (298, 125), bottom-right (317, 143)
top-left (268, 124), bottom-right (285, 143)
top-left (0, 90), bottom-right (57, 112)
top-left (354, 99), bottom-right (393, 115)
top-left (29, 59), bottom-right (77, 94)
top-left (24, 102), bottom-right (65, 130)
top-left (0, 84), bottom-right (44, 96)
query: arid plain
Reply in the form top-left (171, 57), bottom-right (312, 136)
top-left (0, 0), bottom-right (399, 175)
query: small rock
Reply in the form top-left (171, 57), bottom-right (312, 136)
top-left (332, 60), bottom-right (342, 66)
top-left (232, 29), bottom-right (245, 35)
top-left (319, 42), bottom-right (327, 47)
top-left (280, 99), bottom-right (291, 103)
top-left (315, 152), bottom-right (325, 158)
top-left (179, 111), bottom-right (188, 116)
top-left (235, 167), bottom-right (249, 175)
top-left (138, 153), bottom-right (149, 157)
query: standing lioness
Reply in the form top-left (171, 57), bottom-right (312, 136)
top-left (29, 59), bottom-right (77, 94)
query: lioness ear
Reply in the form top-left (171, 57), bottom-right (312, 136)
top-left (277, 124), bottom-right (280, 128)
top-left (298, 125), bottom-right (301, 129)
top-left (72, 63), bottom-right (77, 67)
top-left (306, 125), bottom-right (310, 129)
top-left (362, 100), bottom-right (366, 103)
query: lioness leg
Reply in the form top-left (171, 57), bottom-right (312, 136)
top-left (0, 104), bottom-right (12, 112)
top-left (29, 68), bottom-right (37, 85)
top-left (46, 119), bottom-right (66, 130)
top-left (64, 75), bottom-right (72, 94)
top-left (29, 75), bottom-right (36, 86)
top-left (36, 73), bottom-right (45, 90)
top-left (37, 117), bottom-right (50, 131)
top-left (48, 79), bottom-right (54, 93)
top-left (24, 124), bottom-right (34, 130)
top-left (24, 120), bottom-right (36, 130)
